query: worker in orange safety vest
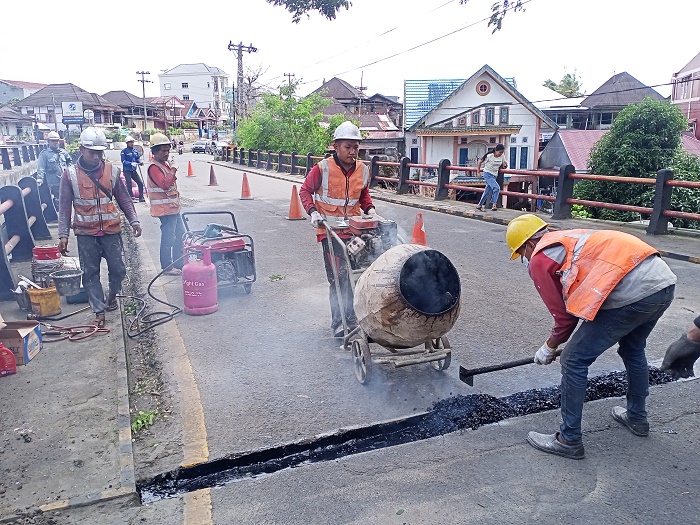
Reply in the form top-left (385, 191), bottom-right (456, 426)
top-left (505, 214), bottom-right (676, 460)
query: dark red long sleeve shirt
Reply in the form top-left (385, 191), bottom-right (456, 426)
top-left (299, 157), bottom-right (374, 216)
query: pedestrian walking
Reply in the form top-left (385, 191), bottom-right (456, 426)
top-left (505, 214), bottom-right (676, 459)
top-left (58, 127), bottom-right (142, 327)
top-left (120, 136), bottom-right (145, 202)
top-left (299, 121), bottom-right (376, 338)
top-left (146, 133), bottom-right (184, 275)
top-left (476, 144), bottom-right (507, 211)
top-left (36, 131), bottom-right (72, 211)
top-left (661, 315), bottom-right (700, 379)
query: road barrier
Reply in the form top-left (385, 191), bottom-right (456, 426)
top-left (220, 146), bottom-right (700, 235)
top-left (1, 144), bottom-right (46, 170)
top-left (0, 177), bottom-right (54, 299)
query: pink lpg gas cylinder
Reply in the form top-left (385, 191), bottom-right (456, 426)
top-left (182, 245), bottom-right (218, 315)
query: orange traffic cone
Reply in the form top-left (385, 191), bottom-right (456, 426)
top-left (410, 212), bottom-right (427, 246)
top-left (285, 185), bottom-right (306, 220)
top-left (187, 161), bottom-right (195, 177)
top-left (240, 173), bottom-right (253, 200)
top-left (208, 165), bottom-right (218, 186)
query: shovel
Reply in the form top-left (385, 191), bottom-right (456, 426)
top-left (459, 350), bottom-right (562, 386)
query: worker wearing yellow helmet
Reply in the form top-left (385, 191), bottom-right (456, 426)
top-left (506, 214), bottom-right (676, 460)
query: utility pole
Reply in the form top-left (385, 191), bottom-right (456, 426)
top-left (284, 73), bottom-right (296, 86)
top-left (355, 71), bottom-right (367, 116)
top-left (226, 41), bottom-right (257, 141)
top-left (51, 93), bottom-right (58, 132)
top-left (136, 71), bottom-right (152, 131)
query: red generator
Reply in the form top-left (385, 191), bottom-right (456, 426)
top-left (182, 211), bottom-right (256, 293)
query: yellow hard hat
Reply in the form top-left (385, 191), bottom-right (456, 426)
top-left (505, 214), bottom-right (549, 260)
top-left (149, 133), bottom-right (171, 148)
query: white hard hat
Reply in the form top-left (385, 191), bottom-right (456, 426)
top-left (333, 121), bottom-right (362, 141)
top-left (125, 135), bottom-right (135, 142)
top-left (79, 127), bottom-right (107, 151)
top-left (47, 131), bottom-right (60, 140)
top-left (149, 133), bottom-right (171, 148)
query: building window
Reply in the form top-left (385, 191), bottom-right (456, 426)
top-left (207, 82), bottom-right (211, 88)
top-left (489, 137), bottom-right (496, 144)
top-left (486, 107), bottom-right (494, 124)
top-left (600, 112), bottom-right (614, 125)
top-left (500, 107), bottom-right (509, 123)
top-left (444, 122), bottom-right (453, 128)
top-left (554, 113), bottom-right (568, 126)
top-left (183, 94), bottom-right (190, 100)
top-left (411, 138), bottom-right (418, 145)
top-left (164, 83), bottom-right (171, 90)
top-left (458, 117), bottom-right (466, 126)
top-left (510, 136), bottom-right (517, 144)
top-left (472, 112), bottom-right (480, 124)
top-left (522, 136), bottom-right (528, 143)
top-left (510, 147), bottom-right (517, 168)
top-left (476, 81), bottom-right (491, 96)
top-left (94, 112), bottom-right (102, 123)
top-left (181, 82), bottom-right (189, 89)
top-left (520, 146), bottom-right (528, 169)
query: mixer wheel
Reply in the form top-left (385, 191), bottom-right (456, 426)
top-left (427, 336), bottom-right (451, 371)
top-left (351, 338), bottom-right (372, 384)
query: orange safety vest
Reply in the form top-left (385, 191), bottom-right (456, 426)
top-left (66, 161), bottom-right (122, 236)
top-left (532, 229), bottom-right (659, 321)
top-left (147, 160), bottom-right (181, 217)
top-left (314, 157), bottom-right (370, 236)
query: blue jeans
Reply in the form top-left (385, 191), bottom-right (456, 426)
top-left (558, 285), bottom-right (675, 443)
top-left (158, 213), bottom-right (185, 270)
top-left (477, 171), bottom-right (500, 206)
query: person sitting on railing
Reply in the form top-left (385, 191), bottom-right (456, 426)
top-left (299, 121), bottom-right (376, 339)
top-left (36, 131), bottom-right (72, 211)
top-left (475, 144), bottom-right (507, 211)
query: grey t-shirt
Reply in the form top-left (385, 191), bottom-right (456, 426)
top-left (481, 153), bottom-right (505, 175)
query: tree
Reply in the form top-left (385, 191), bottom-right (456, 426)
top-left (267, 0), bottom-right (521, 29)
top-left (572, 98), bottom-right (697, 226)
top-left (237, 82), bottom-right (354, 155)
top-left (543, 72), bottom-right (584, 98)
top-left (265, 0), bottom-right (350, 22)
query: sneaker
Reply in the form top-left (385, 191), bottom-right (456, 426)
top-left (527, 431), bottom-right (585, 460)
top-left (475, 205), bottom-right (483, 211)
top-left (332, 325), bottom-right (345, 338)
top-left (611, 407), bottom-right (649, 437)
top-left (491, 204), bottom-right (498, 210)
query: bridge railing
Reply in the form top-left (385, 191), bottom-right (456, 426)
top-left (219, 148), bottom-right (700, 235)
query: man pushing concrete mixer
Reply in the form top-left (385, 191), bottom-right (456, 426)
top-left (299, 121), bottom-right (377, 339)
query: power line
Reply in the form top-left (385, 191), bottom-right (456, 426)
top-left (136, 71), bottom-right (152, 131)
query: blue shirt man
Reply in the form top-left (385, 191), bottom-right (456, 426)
top-left (120, 136), bottom-right (145, 202)
top-left (37, 131), bottom-right (72, 210)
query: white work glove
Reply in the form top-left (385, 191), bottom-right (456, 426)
top-left (534, 342), bottom-right (558, 365)
top-left (310, 211), bottom-right (324, 228)
top-left (131, 162), bottom-right (138, 169)
top-left (366, 208), bottom-right (377, 216)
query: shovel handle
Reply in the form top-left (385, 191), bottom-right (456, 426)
top-left (459, 350), bottom-right (562, 386)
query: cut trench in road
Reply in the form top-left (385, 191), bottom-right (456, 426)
top-left (137, 368), bottom-right (674, 503)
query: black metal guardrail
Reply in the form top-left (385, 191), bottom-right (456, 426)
top-left (219, 147), bottom-right (700, 236)
top-left (0, 176), bottom-right (56, 299)
top-left (1, 144), bottom-right (47, 170)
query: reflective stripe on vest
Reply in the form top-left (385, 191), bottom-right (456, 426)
top-left (532, 229), bottom-right (659, 321)
top-left (147, 160), bottom-right (180, 217)
top-left (67, 162), bottom-right (122, 236)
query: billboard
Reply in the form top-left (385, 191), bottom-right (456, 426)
top-left (61, 101), bottom-right (84, 118)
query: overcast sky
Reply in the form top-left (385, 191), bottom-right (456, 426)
top-left (3, 0), bottom-right (698, 103)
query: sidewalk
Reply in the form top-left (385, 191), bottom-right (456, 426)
top-left (209, 160), bottom-right (700, 263)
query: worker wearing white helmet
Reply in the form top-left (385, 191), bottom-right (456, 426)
top-left (299, 121), bottom-right (376, 338)
top-left (120, 135), bottom-right (145, 202)
top-left (58, 127), bottom-right (142, 328)
top-left (36, 130), bottom-right (72, 210)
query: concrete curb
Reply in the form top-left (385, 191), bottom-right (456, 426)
top-left (208, 160), bottom-right (700, 265)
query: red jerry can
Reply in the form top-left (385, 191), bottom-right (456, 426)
top-left (0, 343), bottom-right (17, 377)
top-left (182, 245), bottom-right (218, 316)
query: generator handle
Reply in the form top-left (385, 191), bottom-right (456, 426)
top-left (182, 211), bottom-right (238, 233)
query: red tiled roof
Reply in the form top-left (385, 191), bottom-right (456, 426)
top-left (681, 133), bottom-right (700, 159)
top-left (0, 79), bottom-right (47, 89)
top-left (557, 130), bottom-right (607, 171)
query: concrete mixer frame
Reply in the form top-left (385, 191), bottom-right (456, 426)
top-left (323, 220), bottom-right (452, 385)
